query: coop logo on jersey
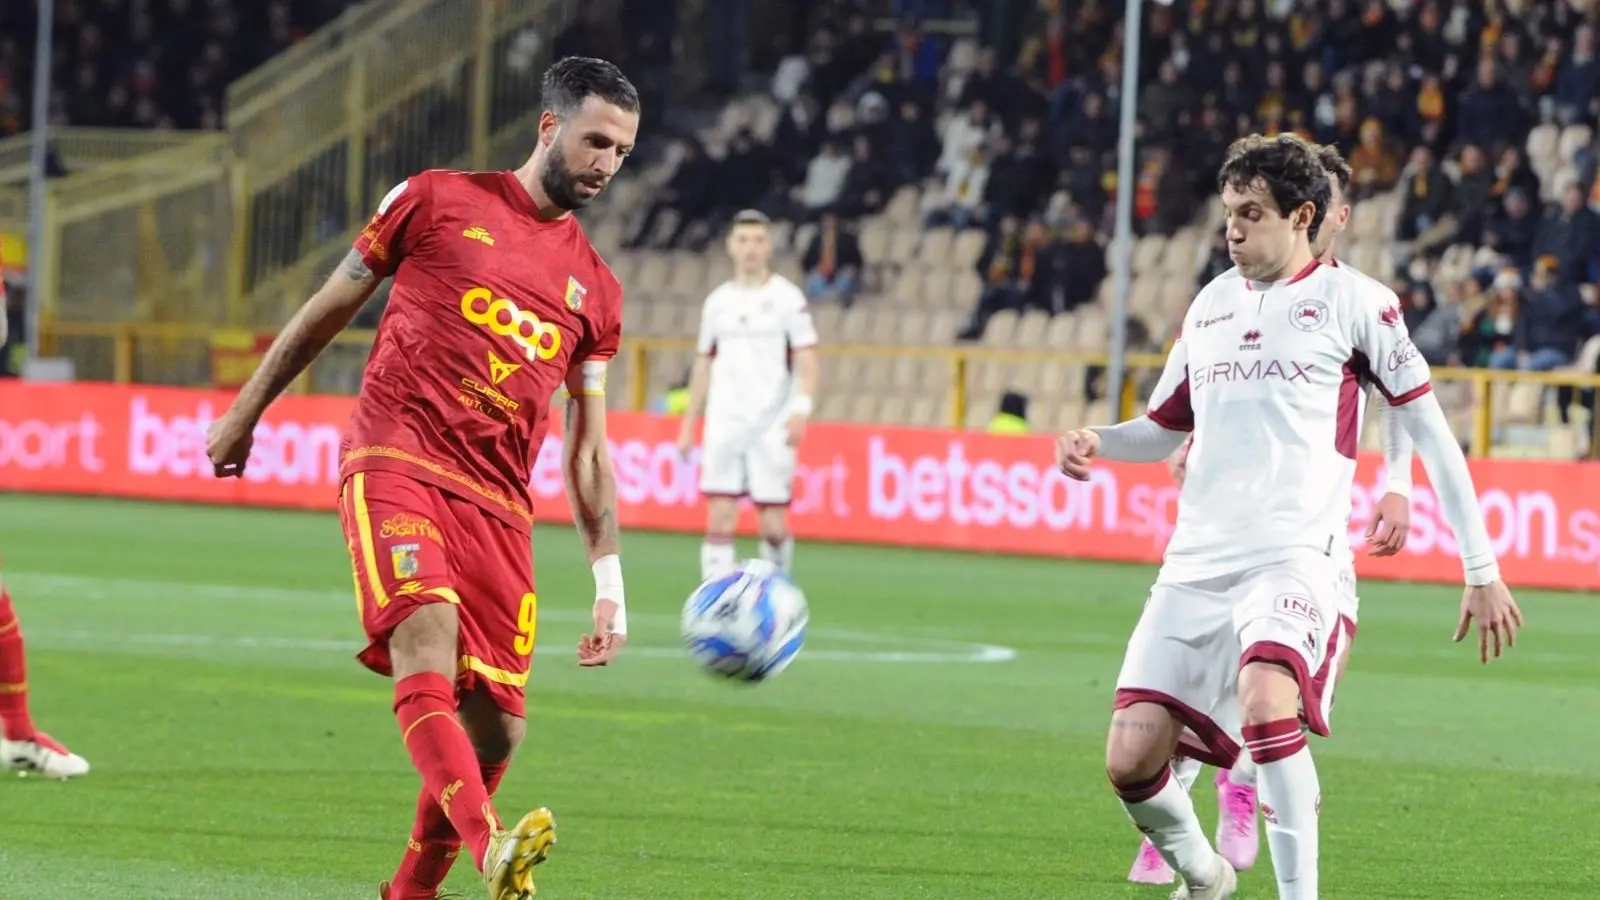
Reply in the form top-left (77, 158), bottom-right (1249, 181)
top-left (1239, 329), bottom-right (1262, 351)
top-left (1289, 298), bottom-right (1329, 331)
top-left (564, 276), bottom-right (587, 312)
top-left (487, 350), bottom-right (521, 385)
top-left (460, 287), bottom-right (562, 362)
top-left (390, 542), bottom-right (421, 579)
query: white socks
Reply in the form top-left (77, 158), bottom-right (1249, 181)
top-left (1245, 718), bottom-right (1320, 900)
top-left (1173, 756), bottom-right (1203, 792)
top-left (1229, 754), bottom-right (1258, 788)
top-left (699, 538), bottom-right (736, 582)
top-left (1116, 765), bottom-right (1221, 887)
top-left (759, 535), bottom-right (794, 573)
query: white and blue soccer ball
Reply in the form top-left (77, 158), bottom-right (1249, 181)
top-left (681, 559), bottom-right (809, 683)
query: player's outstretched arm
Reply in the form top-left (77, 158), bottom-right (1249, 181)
top-left (207, 251), bottom-right (382, 477)
top-left (675, 353), bottom-right (712, 458)
top-left (1350, 285), bottom-right (1522, 660)
top-left (564, 361), bottom-right (627, 667)
top-left (1366, 393), bottom-right (1415, 556)
top-left (1057, 338), bottom-right (1192, 479)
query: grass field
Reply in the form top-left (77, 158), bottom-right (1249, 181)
top-left (0, 493), bottom-right (1596, 899)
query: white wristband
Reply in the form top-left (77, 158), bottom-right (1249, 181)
top-left (1464, 558), bottom-right (1500, 588)
top-left (790, 394), bottom-right (814, 416)
top-left (592, 554), bottom-right (626, 636)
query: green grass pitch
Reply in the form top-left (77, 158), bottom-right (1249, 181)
top-left (0, 493), bottom-right (1595, 899)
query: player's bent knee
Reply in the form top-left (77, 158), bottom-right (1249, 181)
top-left (388, 602), bottom-right (461, 680)
top-left (457, 688), bottom-right (525, 762)
top-left (1237, 658), bottom-right (1301, 725)
top-left (1105, 703), bottom-right (1182, 787)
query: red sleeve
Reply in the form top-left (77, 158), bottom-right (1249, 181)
top-left (353, 175), bottom-right (431, 278)
top-left (581, 276), bottom-right (623, 364)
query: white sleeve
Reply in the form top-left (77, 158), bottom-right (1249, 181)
top-left (695, 293), bottom-right (719, 355)
top-left (1346, 284), bottom-right (1495, 582)
top-left (1374, 392), bottom-right (1415, 496)
top-left (784, 288), bottom-right (819, 349)
top-left (1346, 281), bottom-right (1433, 406)
top-left (1090, 336), bottom-right (1191, 462)
top-left (1388, 392), bottom-right (1500, 585)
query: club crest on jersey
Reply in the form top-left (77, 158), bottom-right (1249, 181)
top-left (564, 276), bottom-right (587, 311)
top-left (390, 543), bottom-right (421, 579)
top-left (1289, 298), bottom-right (1329, 332)
top-left (1240, 329), bottom-right (1262, 351)
top-left (1378, 303), bottom-right (1402, 327)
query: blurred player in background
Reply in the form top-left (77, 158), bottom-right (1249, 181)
top-left (0, 265), bottom-right (91, 782)
top-left (1127, 143), bottom-right (1417, 886)
top-left (206, 57), bottom-right (638, 900)
top-left (1058, 133), bottom-right (1521, 900)
top-left (677, 210), bottom-right (819, 581)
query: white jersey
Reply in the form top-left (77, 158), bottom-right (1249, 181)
top-left (1150, 259), bottom-right (1432, 581)
top-left (696, 274), bottom-right (818, 443)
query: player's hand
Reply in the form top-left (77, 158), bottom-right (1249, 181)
top-left (577, 598), bottom-right (626, 667)
top-left (1054, 429), bottom-right (1100, 481)
top-left (1453, 581), bottom-right (1523, 663)
top-left (675, 423), bottom-right (694, 460)
top-left (1365, 491), bottom-right (1411, 557)
top-left (784, 413), bottom-right (808, 447)
top-left (206, 409), bottom-right (256, 478)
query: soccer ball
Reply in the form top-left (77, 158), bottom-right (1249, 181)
top-left (681, 559), bottom-right (809, 682)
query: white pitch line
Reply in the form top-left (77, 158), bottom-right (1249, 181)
top-left (8, 571), bottom-right (1017, 665)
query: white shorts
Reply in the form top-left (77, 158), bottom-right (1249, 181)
top-left (1114, 554), bottom-right (1350, 769)
top-left (699, 430), bottom-right (796, 505)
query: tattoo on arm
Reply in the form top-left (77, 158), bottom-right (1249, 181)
top-left (340, 249), bottom-right (376, 285)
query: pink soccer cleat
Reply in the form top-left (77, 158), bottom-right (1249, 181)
top-left (1128, 837), bottom-right (1175, 884)
top-left (1214, 769), bottom-right (1258, 871)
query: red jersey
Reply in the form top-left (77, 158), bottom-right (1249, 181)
top-left (340, 170), bottom-right (623, 531)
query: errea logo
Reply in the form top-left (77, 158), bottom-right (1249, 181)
top-left (459, 287), bottom-right (563, 363)
top-left (462, 226), bottom-right (495, 246)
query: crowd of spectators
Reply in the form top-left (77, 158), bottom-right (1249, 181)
top-left (618, 0), bottom-right (1600, 441)
top-left (0, 0), bottom-right (362, 135)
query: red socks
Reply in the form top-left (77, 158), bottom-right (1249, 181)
top-left (393, 673), bottom-right (499, 874)
top-left (390, 758), bottom-right (511, 899)
top-left (0, 589), bottom-right (37, 742)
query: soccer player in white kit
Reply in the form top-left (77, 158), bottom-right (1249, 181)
top-left (1127, 144), bottom-right (1417, 885)
top-left (1057, 134), bottom-right (1523, 900)
top-left (676, 210), bottom-right (819, 580)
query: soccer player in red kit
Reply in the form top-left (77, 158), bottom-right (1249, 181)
top-left (0, 264), bottom-right (92, 781)
top-left (206, 57), bottom-right (639, 900)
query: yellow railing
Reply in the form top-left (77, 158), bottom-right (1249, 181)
top-left (15, 0), bottom-right (585, 342)
top-left (225, 0), bottom-right (585, 327)
top-left (37, 321), bottom-right (1600, 458)
top-left (0, 127), bottom-right (212, 185)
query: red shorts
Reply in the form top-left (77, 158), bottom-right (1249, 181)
top-left (338, 470), bottom-right (537, 718)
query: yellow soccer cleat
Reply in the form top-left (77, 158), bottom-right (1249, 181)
top-left (482, 808), bottom-right (557, 900)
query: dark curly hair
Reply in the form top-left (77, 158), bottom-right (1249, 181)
top-left (1216, 133), bottom-right (1331, 242)
top-left (1315, 144), bottom-right (1352, 191)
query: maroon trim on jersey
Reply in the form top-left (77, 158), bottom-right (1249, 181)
top-left (1147, 373), bottom-right (1194, 432)
top-left (1335, 356), bottom-right (1364, 460)
top-left (1350, 349), bottom-right (1433, 407)
top-left (1285, 258), bottom-right (1322, 284)
top-left (1113, 687), bottom-right (1242, 769)
top-left (1240, 638), bottom-right (1333, 738)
